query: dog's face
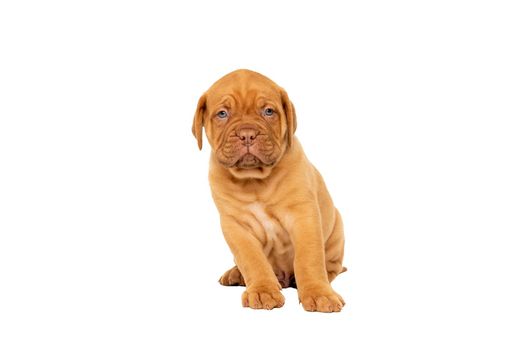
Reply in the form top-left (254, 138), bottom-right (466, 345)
top-left (192, 70), bottom-right (296, 177)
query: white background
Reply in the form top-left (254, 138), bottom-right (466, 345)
top-left (1, 0), bottom-right (524, 349)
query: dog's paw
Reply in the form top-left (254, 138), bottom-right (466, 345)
top-left (219, 266), bottom-right (245, 286)
top-left (299, 285), bottom-right (345, 313)
top-left (242, 285), bottom-right (285, 310)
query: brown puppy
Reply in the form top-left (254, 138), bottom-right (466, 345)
top-left (192, 69), bottom-right (346, 312)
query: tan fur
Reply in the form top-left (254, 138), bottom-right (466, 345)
top-left (193, 69), bottom-right (345, 312)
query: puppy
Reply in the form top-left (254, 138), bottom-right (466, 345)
top-left (192, 69), bottom-right (345, 312)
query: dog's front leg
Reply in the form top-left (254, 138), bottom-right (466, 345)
top-left (291, 209), bottom-right (345, 312)
top-left (220, 216), bottom-right (285, 310)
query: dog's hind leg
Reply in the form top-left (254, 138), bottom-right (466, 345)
top-left (325, 209), bottom-right (346, 283)
top-left (219, 265), bottom-right (246, 286)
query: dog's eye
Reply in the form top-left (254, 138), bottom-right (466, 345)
top-left (217, 110), bottom-right (229, 119)
top-left (263, 108), bottom-right (274, 117)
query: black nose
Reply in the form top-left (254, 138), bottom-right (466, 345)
top-left (236, 125), bottom-right (260, 145)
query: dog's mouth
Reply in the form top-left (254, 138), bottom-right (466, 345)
top-left (217, 135), bottom-right (279, 169)
top-left (235, 153), bottom-right (264, 168)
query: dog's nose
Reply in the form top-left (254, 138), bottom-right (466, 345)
top-left (236, 125), bottom-right (260, 144)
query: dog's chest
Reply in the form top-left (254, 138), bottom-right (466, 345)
top-left (245, 202), bottom-right (293, 259)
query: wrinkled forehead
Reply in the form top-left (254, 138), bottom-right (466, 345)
top-left (206, 74), bottom-right (281, 107)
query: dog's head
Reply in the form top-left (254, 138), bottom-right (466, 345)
top-left (192, 69), bottom-right (297, 178)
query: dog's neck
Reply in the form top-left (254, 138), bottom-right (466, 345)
top-left (227, 166), bottom-right (274, 180)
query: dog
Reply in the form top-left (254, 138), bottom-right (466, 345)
top-left (192, 69), bottom-right (346, 312)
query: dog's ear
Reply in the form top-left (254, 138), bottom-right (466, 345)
top-left (192, 93), bottom-right (207, 150)
top-left (280, 88), bottom-right (297, 147)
